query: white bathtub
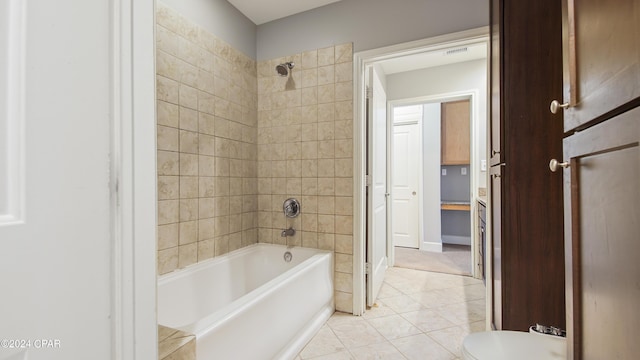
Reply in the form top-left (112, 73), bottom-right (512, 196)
top-left (158, 243), bottom-right (334, 359)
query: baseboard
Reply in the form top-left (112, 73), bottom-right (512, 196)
top-left (421, 241), bottom-right (443, 252)
top-left (442, 235), bottom-right (471, 246)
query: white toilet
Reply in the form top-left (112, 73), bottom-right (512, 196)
top-left (462, 326), bottom-right (566, 360)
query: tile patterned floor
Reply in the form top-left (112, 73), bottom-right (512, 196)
top-left (295, 267), bottom-right (487, 359)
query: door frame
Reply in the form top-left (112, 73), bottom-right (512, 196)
top-left (112, 0), bottom-right (158, 358)
top-left (353, 26), bottom-right (489, 315)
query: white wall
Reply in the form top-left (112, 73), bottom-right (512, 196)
top-left (159, 0), bottom-right (257, 59)
top-left (387, 59), bottom-right (488, 190)
top-left (257, 0), bottom-right (489, 60)
top-left (422, 103), bottom-right (443, 252)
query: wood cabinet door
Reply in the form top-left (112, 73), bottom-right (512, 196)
top-left (441, 100), bottom-right (470, 165)
top-left (561, 0), bottom-right (640, 132)
top-left (563, 107), bottom-right (640, 359)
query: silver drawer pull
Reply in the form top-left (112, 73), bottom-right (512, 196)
top-left (550, 100), bottom-right (570, 114)
top-left (549, 159), bottom-right (570, 172)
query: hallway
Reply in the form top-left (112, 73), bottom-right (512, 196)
top-left (296, 267), bottom-right (486, 359)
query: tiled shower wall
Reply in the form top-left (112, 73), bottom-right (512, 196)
top-left (155, 4), bottom-right (258, 275)
top-left (256, 45), bottom-right (355, 313)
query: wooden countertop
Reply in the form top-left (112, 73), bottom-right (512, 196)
top-left (441, 201), bottom-right (471, 211)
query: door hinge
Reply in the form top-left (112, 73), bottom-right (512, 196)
top-left (365, 262), bottom-right (372, 275)
top-left (366, 86), bottom-right (372, 99)
top-left (365, 175), bottom-right (372, 187)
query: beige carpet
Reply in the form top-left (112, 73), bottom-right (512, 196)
top-left (394, 244), bottom-right (472, 276)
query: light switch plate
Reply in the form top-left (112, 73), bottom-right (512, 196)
top-left (461, 167), bottom-right (467, 175)
top-left (481, 160), bottom-right (487, 171)
top-left (442, 169), bottom-right (447, 176)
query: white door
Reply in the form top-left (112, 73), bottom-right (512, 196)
top-left (392, 123), bottom-right (421, 248)
top-left (0, 1), bottom-right (145, 359)
top-left (366, 67), bottom-right (388, 307)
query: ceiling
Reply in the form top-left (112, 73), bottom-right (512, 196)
top-left (378, 42), bottom-right (487, 75)
top-left (228, 0), bottom-right (342, 25)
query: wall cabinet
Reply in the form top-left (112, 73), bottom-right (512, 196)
top-left (441, 100), bottom-right (470, 165)
top-left (559, 1), bottom-right (640, 358)
top-left (489, 0), bottom-right (566, 331)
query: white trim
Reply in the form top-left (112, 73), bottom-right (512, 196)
top-left (0, 0), bottom-right (26, 226)
top-left (353, 26), bottom-right (489, 315)
top-left (442, 235), bottom-right (472, 246)
top-left (111, 0), bottom-right (157, 358)
top-left (422, 242), bottom-right (443, 252)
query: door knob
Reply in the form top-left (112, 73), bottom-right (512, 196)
top-left (550, 100), bottom-right (570, 114)
top-left (549, 159), bottom-right (570, 172)
top-left (412, 191), bottom-right (417, 196)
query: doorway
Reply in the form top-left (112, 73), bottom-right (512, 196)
top-left (390, 99), bottom-right (473, 276)
top-left (353, 27), bottom-right (490, 315)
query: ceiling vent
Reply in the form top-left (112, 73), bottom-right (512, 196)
top-left (444, 47), bottom-right (468, 56)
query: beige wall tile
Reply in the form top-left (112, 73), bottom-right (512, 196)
top-left (198, 197), bottom-right (215, 219)
top-left (158, 223), bottom-right (179, 250)
top-left (158, 150), bottom-right (180, 176)
top-left (158, 200), bottom-right (179, 225)
top-left (180, 176), bottom-right (199, 199)
top-left (318, 46), bottom-right (335, 67)
top-left (157, 50), bottom-right (180, 81)
top-left (178, 243), bottom-right (198, 268)
top-left (335, 215), bottom-right (353, 235)
top-left (335, 234), bottom-right (353, 255)
top-left (335, 271), bottom-right (353, 292)
top-left (158, 125), bottom-right (179, 152)
top-left (318, 103), bottom-right (335, 123)
top-left (179, 221), bottom-right (198, 245)
top-left (179, 85), bottom-right (198, 110)
top-left (198, 218), bottom-right (215, 240)
top-left (158, 176), bottom-right (179, 200)
top-left (157, 75), bottom-right (180, 104)
top-left (318, 233), bottom-right (335, 251)
top-left (335, 81), bottom-right (353, 101)
top-left (317, 214), bottom-right (335, 233)
top-left (197, 239), bottom-right (215, 262)
top-left (158, 100), bottom-right (179, 127)
top-left (179, 107), bottom-right (198, 132)
top-left (156, 25), bottom-right (179, 56)
top-left (335, 43), bottom-right (353, 64)
top-left (318, 65), bottom-right (335, 86)
top-left (179, 198), bottom-right (198, 221)
top-left (335, 291), bottom-right (353, 313)
top-left (335, 253), bottom-right (353, 274)
top-left (335, 62), bottom-right (353, 83)
top-left (335, 196), bottom-right (353, 216)
top-left (158, 247), bottom-right (179, 275)
top-left (301, 49), bottom-right (318, 69)
top-left (318, 84), bottom-right (335, 104)
top-left (179, 153), bottom-right (198, 176)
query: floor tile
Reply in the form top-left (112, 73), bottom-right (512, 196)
top-left (297, 267), bottom-right (486, 360)
top-left (349, 341), bottom-right (407, 360)
top-left (400, 309), bottom-right (456, 333)
top-left (366, 314), bottom-right (422, 340)
top-left (378, 294), bottom-right (425, 313)
top-left (391, 334), bottom-right (456, 360)
top-left (328, 315), bottom-right (387, 348)
top-left (300, 325), bottom-right (346, 359)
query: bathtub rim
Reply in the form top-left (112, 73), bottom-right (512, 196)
top-left (157, 243), bottom-right (334, 335)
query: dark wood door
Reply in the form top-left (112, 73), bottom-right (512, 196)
top-left (560, 0), bottom-right (640, 132)
top-left (563, 107), bottom-right (640, 359)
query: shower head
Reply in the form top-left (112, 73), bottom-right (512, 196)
top-left (276, 62), bottom-right (295, 77)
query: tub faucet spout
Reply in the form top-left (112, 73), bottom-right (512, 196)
top-left (281, 227), bottom-right (295, 237)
